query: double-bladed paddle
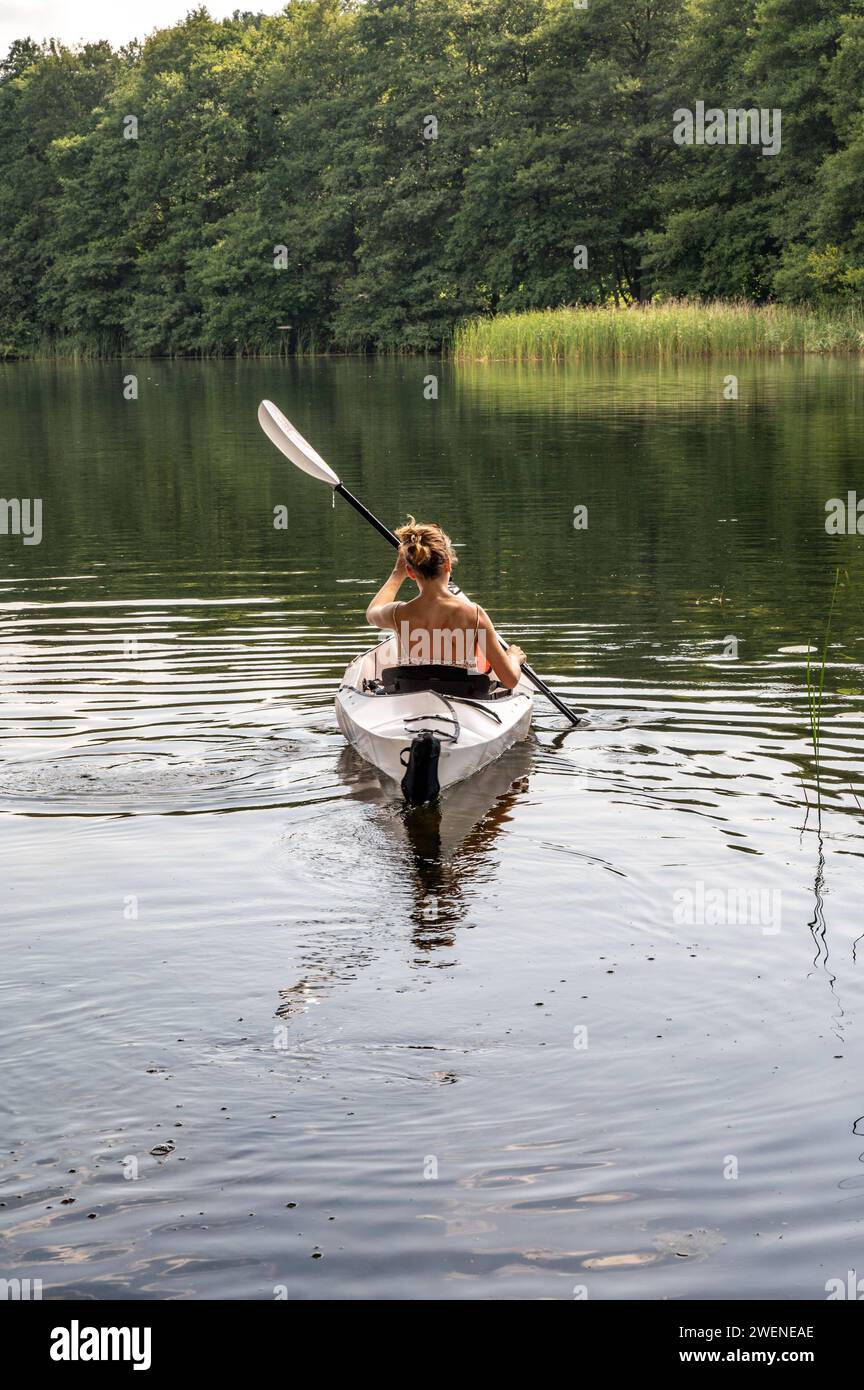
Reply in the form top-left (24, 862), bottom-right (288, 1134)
top-left (258, 399), bottom-right (583, 726)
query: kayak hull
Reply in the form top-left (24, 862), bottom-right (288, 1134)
top-left (336, 637), bottom-right (533, 800)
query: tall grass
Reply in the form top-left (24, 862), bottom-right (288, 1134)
top-left (453, 300), bottom-right (864, 361)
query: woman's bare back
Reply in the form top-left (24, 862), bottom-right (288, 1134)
top-left (393, 593), bottom-right (485, 670)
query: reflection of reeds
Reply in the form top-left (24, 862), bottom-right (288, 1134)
top-left (838, 570), bottom-right (864, 817)
top-left (806, 568), bottom-right (841, 808)
top-left (454, 300), bottom-right (864, 361)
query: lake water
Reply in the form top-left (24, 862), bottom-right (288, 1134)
top-left (1, 357), bottom-right (863, 1301)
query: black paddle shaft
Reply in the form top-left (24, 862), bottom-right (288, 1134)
top-left (333, 483), bottom-right (583, 726)
top-left (335, 483), bottom-right (400, 550)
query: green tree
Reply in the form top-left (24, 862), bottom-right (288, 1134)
top-left (2, 0), bottom-right (863, 357)
top-left (0, 40), bottom-right (120, 352)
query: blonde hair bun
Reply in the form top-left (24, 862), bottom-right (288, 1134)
top-left (395, 515), bottom-right (456, 579)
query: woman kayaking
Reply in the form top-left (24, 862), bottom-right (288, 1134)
top-left (365, 516), bottom-right (527, 690)
top-left (257, 399), bottom-right (579, 804)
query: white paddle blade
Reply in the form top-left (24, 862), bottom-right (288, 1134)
top-left (257, 400), bottom-right (340, 487)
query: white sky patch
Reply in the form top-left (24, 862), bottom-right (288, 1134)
top-left (0, 2), bottom-right (289, 55)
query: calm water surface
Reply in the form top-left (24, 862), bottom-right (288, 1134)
top-left (1, 358), bottom-right (863, 1300)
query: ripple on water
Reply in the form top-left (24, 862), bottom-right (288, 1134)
top-left (0, 739), bottom-right (312, 815)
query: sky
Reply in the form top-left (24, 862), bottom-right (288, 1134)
top-left (0, 1), bottom-right (288, 55)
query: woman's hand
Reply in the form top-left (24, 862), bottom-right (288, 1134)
top-left (391, 553), bottom-right (409, 580)
top-left (507, 644), bottom-right (527, 666)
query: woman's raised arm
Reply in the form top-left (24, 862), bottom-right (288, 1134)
top-left (365, 555), bottom-right (409, 629)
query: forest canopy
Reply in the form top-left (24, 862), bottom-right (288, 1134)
top-left (1, 0), bottom-right (863, 356)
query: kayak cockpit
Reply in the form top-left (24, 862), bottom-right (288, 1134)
top-left (376, 663), bottom-right (493, 699)
top-left (342, 635), bottom-right (521, 701)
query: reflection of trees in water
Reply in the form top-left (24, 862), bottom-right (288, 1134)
top-left (275, 743), bottom-right (532, 1018)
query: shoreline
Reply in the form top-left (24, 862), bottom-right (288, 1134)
top-left (6, 300), bottom-right (864, 363)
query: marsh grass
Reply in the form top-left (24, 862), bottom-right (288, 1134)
top-left (453, 300), bottom-right (864, 361)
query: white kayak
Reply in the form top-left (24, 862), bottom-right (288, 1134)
top-left (336, 635), bottom-right (534, 804)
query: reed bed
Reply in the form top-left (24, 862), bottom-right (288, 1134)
top-left (453, 300), bottom-right (864, 361)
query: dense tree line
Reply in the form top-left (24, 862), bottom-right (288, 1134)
top-left (1, 0), bottom-right (863, 356)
